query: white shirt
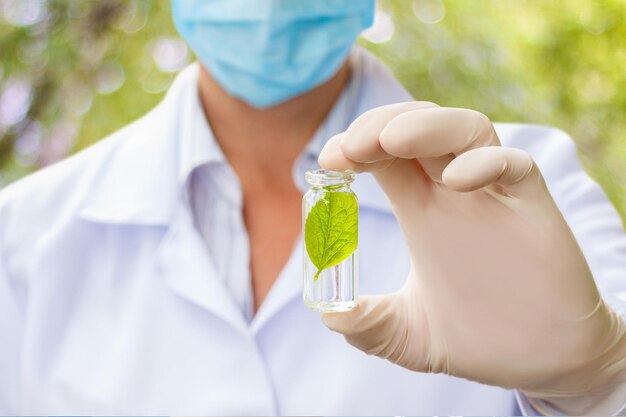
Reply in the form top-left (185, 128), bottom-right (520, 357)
top-left (1, 47), bottom-right (625, 415)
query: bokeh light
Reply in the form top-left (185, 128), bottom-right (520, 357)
top-left (2, 0), bottom-right (48, 27)
top-left (95, 62), bottom-right (126, 95)
top-left (0, 78), bottom-right (32, 127)
top-left (412, 0), bottom-right (446, 24)
top-left (151, 37), bottom-right (189, 73)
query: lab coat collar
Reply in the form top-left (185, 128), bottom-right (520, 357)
top-left (78, 64), bottom-right (217, 225)
top-left (78, 47), bottom-right (412, 226)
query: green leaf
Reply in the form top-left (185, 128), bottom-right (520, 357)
top-left (304, 191), bottom-right (358, 281)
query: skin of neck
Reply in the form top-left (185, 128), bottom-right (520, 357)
top-left (197, 60), bottom-right (351, 183)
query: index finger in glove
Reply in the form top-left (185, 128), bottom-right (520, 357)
top-left (318, 101), bottom-right (436, 173)
top-left (338, 101), bottom-right (440, 164)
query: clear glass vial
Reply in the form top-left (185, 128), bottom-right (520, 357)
top-left (302, 169), bottom-right (358, 312)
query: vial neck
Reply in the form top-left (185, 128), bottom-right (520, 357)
top-left (305, 169), bottom-right (354, 189)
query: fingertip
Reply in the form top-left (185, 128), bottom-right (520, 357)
top-left (321, 311), bottom-right (336, 328)
top-left (338, 129), bottom-right (363, 162)
top-left (379, 117), bottom-right (411, 158)
top-left (378, 106), bottom-right (442, 158)
top-left (441, 164), bottom-right (477, 192)
top-left (319, 134), bottom-right (384, 173)
top-left (442, 147), bottom-right (541, 195)
top-left (442, 149), bottom-right (500, 192)
top-left (318, 134), bottom-right (346, 169)
top-left (317, 146), bottom-right (332, 167)
top-left (321, 305), bottom-right (361, 333)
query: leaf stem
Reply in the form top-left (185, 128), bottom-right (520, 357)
top-left (313, 269), bottom-right (321, 281)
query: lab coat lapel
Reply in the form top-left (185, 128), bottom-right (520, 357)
top-left (156, 198), bottom-right (248, 334)
top-left (77, 64), bottom-right (250, 334)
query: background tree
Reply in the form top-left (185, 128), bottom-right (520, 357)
top-left (0, 0), bottom-right (624, 219)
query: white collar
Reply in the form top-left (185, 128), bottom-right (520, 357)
top-left (177, 64), bottom-right (227, 185)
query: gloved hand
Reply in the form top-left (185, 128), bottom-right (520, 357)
top-left (318, 102), bottom-right (626, 412)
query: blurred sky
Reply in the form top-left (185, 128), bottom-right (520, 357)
top-left (0, 0), bottom-right (625, 220)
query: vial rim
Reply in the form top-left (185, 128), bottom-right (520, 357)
top-left (305, 169), bottom-right (355, 187)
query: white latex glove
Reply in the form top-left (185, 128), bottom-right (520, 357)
top-left (318, 102), bottom-right (626, 412)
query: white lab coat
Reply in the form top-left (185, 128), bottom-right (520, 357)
top-left (1, 48), bottom-right (625, 415)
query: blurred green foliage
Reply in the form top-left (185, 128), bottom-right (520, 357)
top-left (0, 0), bottom-right (624, 220)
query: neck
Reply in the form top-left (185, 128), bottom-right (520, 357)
top-left (197, 61), bottom-right (351, 181)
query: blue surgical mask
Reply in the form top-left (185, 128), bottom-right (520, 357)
top-left (171, 0), bottom-right (375, 108)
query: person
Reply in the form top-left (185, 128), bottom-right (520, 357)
top-left (1, 0), bottom-right (625, 414)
